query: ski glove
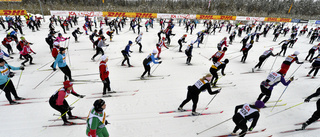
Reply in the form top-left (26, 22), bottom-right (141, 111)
top-left (69, 106), bottom-right (75, 110)
top-left (20, 66), bottom-right (24, 70)
top-left (103, 80), bottom-right (107, 83)
top-left (9, 57), bottom-right (13, 59)
top-left (79, 95), bottom-right (85, 98)
top-left (249, 127), bottom-right (254, 131)
top-left (159, 61), bottom-right (162, 64)
top-left (53, 68), bottom-right (57, 71)
top-left (88, 129), bottom-right (97, 137)
top-left (8, 72), bottom-right (15, 78)
top-left (290, 77), bottom-right (294, 81)
top-left (304, 98), bottom-right (310, 103)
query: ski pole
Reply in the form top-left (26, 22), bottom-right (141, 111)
top-left (16, 70), bottom-right (23, 89)
top-left (267, 102), bottom-right (304, 117)
top-left (37, 60), bottom-right (54, 70)
top-left (196, 117), bottom-right (232, 135)
top-left (288, 64), bottom-right (302, 78)
top-left (270, 85), bottom-right (289, 112)
top-left (151, 64), bottom-right (160, 75)
top-left (193, 90), bottom-right (220, 122)
top-left (229, 54), bottom-right (242, 60)
top-left (46, 70), bottom-right (58, 81)
top-left (260, 58), bottom-right (269, 69)
top-left (0, 79), bottom-right (11, 95)
top-left (33, 71), bottom-right (56, 89)
top-left (269, 55), bottom-right (278, 74)
top-left (57, 98), bottom-right (81, 120)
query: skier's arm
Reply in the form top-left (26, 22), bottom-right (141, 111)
top-left (305, 88), bottom-right (320, 101)
top-left (248, 112), bottom-right (260, 131)
top-left (202, 83), bottom-right (219, 95)
top-left (150, 55), bottom-right (159, 64)
top-left (53, 54), bottom-right (61, 69)
top-left (295, 57), bottom-right (304, 64)
top-left (2, 51), bottom-right (9, 57)
top-left (70, 89), bottom-right (80, 97)
top-left (220, 64), bottom-right (226, 76)
top-left (7, 64), bottom-right (20, 70)
top-left (280, 76), bottom-right (291, 86)
top-left (234, 104), bottom-right (244, 114)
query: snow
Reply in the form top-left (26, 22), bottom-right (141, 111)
top-left (0, 17), bottom-right (319, 137)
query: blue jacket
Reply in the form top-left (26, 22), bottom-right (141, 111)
top-left (0, 64), bottom-right (20, 85)
top-left (147, 54), bottom-right (159, 65)
top-left (53, 53), bottom-right (67, 68)
top-left (123, 45), bottom-right (132, 55)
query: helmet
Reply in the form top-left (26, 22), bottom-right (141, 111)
top-left (183, 34), bottom-right (187, 37)
top-left (224, 37), bottom-right (227, 40)
top-left (162, 37), bottom-right (166, 40)
top-left (270, 47), bottom-right (274, 51)
top-left (94, 99), bottom-right (105, 113)
top-left (101, 55), bottom-right (108, 61)
top-left (255, 100), bottom-right (265, 108)
top-left (58, 33), bottom-right (62, 36)
top-left (223, 47), bottom-right (228, 51)
top-left (129, 40), bottom-right (133, 44)
top-left (152, 49), bottom-right (158, 54)
top-left (191, 40), bottom-right (194, 44)
top-left (224, 59), bottom-right (229, 64)
top-left (294, 51), bottom-right (300, 55)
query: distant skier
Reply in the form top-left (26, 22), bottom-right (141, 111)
top-left (230, 100), bottom-right (264, 137)
top-left (240, 40), bottom-right (254, 63)
top-left (135, 33), bottom-right (143, 53)
top-left (20, 43), bottom-right (36, 66)
top-left (209, 47), bottom-right (227, 64)
top-left (305, 45), bottom-right (320, 61)
top-left (92, 36), bottom-right (108, 61)
top-left (278, 39), bottom-right (290, 57)
top-left (257, 71), bottom-right (293, 103)
top-left (72, 27), bottom-right (83, 42)
top-left (140, 49), bottom-right (162, 79)
top-left (278, 51), bottom-right (304, 75)
top-left (209, 59), bottom-right (229, 87)
top-left (99, 55), bottom-right (115, 96)
top-left (86, 99), bottom-right (110, 137)
top-left (178, 34), bottom-right (187, 52)
top-left (178, 74), bottom-right (221, 116)
top-left (121, 41), bottom-right (133, 67)
top-left (52, 47), bottom-right (73, 81)
top-left (307, 54), bottom-right (320, 78)
top-left (156, 37), bottom-right (169, 59)
top-left (185, 41), bottom-right (194, 65)
top-left (49, 80), bottom-right (85, 125)
top-left (217, 37), bottom-right (228, 51)
top-left (253, 48), bottom-right (278, 72)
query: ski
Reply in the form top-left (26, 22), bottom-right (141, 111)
top-left (174, 111), bottom-right (223, 118)
top-left (240, 71), bottom-right (265, 74)
top-left (0, 102), bottom-right (34, 106)
top-left (86, 93), bottom-right (136, 99)
top-left (295, 120), bottom-right (320, 125)
top-left (72, 79), bottom-right (101, 82)
top-left (214, 128), bottom-right (266, 137)
top-left (280, 127), bottom-right (320, 133)
top-left (92, 90), bottom-right (139, 95)
top-left (49, 116), bottom-right (88, 121)
top-left (148, 74), bottom-right (171, 77)
top-left (212, 84), bottom-right (236, 88)
top-left (73, 73), bottom-right (99, 77)
top-left (39, 68), bottom-right (88, 71)
top-left (159, 108), bottom-right (208, 114)
top-left (43, 122), bottom-right (86, 127)
top-left (131, 77), bottom-right (164, 81)
top-left (216, 82), bottom-right (233, 85)
top-left (0, 97), bottom-right (48, 102)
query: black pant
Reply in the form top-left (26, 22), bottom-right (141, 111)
top-left (17, 26), bottom-right (23, 35)
top-left (257, 85), bottom-right (272, 103)
top-left (137, 43), bottom-right (142, 52)
top-left (255, 56), bottom-right (267, 69)
top-left (45, 38), bottom-right (53, 51)
top-left (0, 22), bottom-right (5, 29)
top-left (3, 44), bottom-right (13, 54)
top-left (305, 49), bottom-right (315, 61)
top-left (92, 47), bottom-right (104, 59)
top-left (0, 80), bottom-right (19, 103)
top-left (102, 77), bottom-right (111, 94)
top-left (279, 45), bottom-right (288, 56)
top-left (59, 65), bottom-right (72, 81)
top-left (232, 113), bottom-right (248, 137)
top-left (72, 33), bottom-right (78, 41)
top-left (310, 37), bottom-right (316, 44)
top-left (241, 50), bottom-right (248, 62)
top-left (306, 99), bottom-right (320, 125)
top-left (22, 54), bottom-right (33, 65)
top-left (121, 54), bottom-right (131, 66)
top-left (178, 41), bottom-right (183, 51)
top-left (179, 87), bottom-right (199, 112)
top-left (185, 51), bottom-right (192, 63)
top-left (49, 97), bottom-right (72, 122)
top-left (209, 67), bottom-right (218, 86)
top-left (141, 59), bottom-right (150, 77)
top-left (308, 62), bottom-right (320, 77)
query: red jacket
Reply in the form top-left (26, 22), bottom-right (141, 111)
top-left (2, 38), bottom-right (12, 45)
top-left (51, 46), bottom-right (59, 58)
top-left (20, 46), bottom-right (34, 56)
top-left (55, 88), bottom-right (78, 106)
top-left (211, 50), bottom-right (225, 61)
top-left (99, 61), bottom-right (109, 80)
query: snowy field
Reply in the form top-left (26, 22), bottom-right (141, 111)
top-left (0, 16), bottom-right (320, 137)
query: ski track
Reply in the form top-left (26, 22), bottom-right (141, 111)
top-left (0, 16), bottom-right (319, 137)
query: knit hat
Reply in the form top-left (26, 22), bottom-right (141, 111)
top-left (0, 58), bottom-right (5, 63)
top-left (59, 47), bottom-right (66, 52)
top-left (20, 37), bottom-right (25, 40)
top-left (53, 42), bottom-right (60, 46)
top-left (129, 40), bottom-right (133, 44)
top-left (255, 100), bottom-right (265, 108)
top-left (63, 81), bottom-right (73, 89)
top-left (152, 49), bottom-right (158, 54)
top-left (100, 55), bottom-right (108, 61)
top-left (270, 47), bottom-right (274, 51)
top-left (294, 51), bottom-right (300, 55)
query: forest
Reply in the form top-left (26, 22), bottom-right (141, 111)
top-left (1, 0), bottom-right (319, 20)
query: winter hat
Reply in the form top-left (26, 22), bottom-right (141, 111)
top-left (191, 41), bottom-right (194, 44)
top-left (203, 74), bottom-right (212, 81)
top-left (20, 37), bottom-right (25, 40)
top-left (59, 47), bottom-right (66, 52)
top-left (53, 42), bottom-right (60, 46)
top-left (294, 51), bottom-right (300, 55)
top-left (223, 47), bottom-right (228, 51)
top-left (152, 49), bottom-right (158, 54)
top-left (129, 40), bottom-right (133, 44)
top-left (270, 47), bottom-right (274, 51)
top-left (100, 55), bottom-right (108, 61)
top-left (63, 80), bottom-right (73, 89)
top-left (255, 100), bottom-right (265, 108)
top-left (94, 99), bottom-right (105, 113)
top-left (224, 59), bottom-right (229, 64)
top-left (0, 58), bottom-right (5, 63)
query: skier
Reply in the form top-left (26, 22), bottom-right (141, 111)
top-left (178, 34), bottom-right (187, 52)
top-left (17, 37), bottom-right (33, 59)
top-left (52, 47), bottom-right (73, 81)
top-left (240, 34), bottom-right (250, 51)
top-left (253, 48), bottom-right (278, 72)
top-left (86, 99), bottom-right (110, 137)
top-left (278, 51), bottom-right (304, 75)
top-left (209, 59), bottom-right (229, 87)
top-left (1, 35), bottom-right (14, 55)
top-left (0, 46), bottom-right (13, 60)
top-left (178, 74), bottom-right (221, 116)
top-left (278, 39), bottom-right (290, 57)
top-left (217, 37), bottom-right (228, 51)
top-left (106, 30), bottom-right (114, 41)
top-left (45, 31), bottom-right (56, 51)
top-left (20, 43), bottom-right (36, 66)
top-left (302, 87), bottom-right (320, 130)
top-left (307, 54), bottom-right (320, 78)
top-left (0, 58), bottom-right (24, 104)
top-left (140, 49), bottom-right (162, 79)
top-left (209, 47), bottom-right (227, 64)
top-left (135, 33), bottom-right (143, 53)
top-left (257, 71), bottom-right (293, 103)
top-left (230, 100), bottom-right (264, 137)
top-left (71, 27), bottom-right (83, 42)
top-left (185, 41), bottom-right (194, 65)
top-left (90, 30), bottom-right (99, 49)
top-left (305, 45), bottom-right (320, 61)
top-left (92, 36), bottom-right (108, 61)
top-left (273, 31), bottom-right (280, 41)
top-left (288, 38), bottom-right (298, 48)
top-left (121, 41), bottom-right (133, 67)
top-left (49, 80), bottom-right (85, 125)
top-left (240, 40), bottom-right (254, 63)
top-left (99, 55), bottom-right (115, 95)
top-left (229, 31), bottom-right (236, 44)
top-left (156, 37), bottom-right (169, 59)
top-left (55, 33), bottom-right (69, 44)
